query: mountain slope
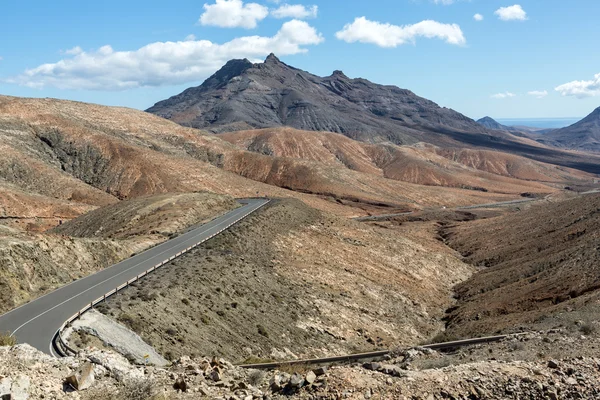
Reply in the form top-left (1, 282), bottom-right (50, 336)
top-left (147, 55), bottom-right (600, 175)
top-left (540, 107), bottom-right (600, 152)
top-left (2, 95), bottom-right (540, 222)
top-left (220, 127), bottom-right (591, 191)
top-left (147, 54), bottom-right (496, 146)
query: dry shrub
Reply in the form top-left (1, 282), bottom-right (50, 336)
top-left (0, 332), bottom-right (16, 347)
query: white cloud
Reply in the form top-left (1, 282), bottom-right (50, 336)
top-left (7, 20), bottom-right (323, 91)
top-left (184, 34), bottom-right (196, 41)
top-left (335, 17), bottom-right (466, 47)
top-left (473, 13), bottom-right (484, 22)
top-left (63, 46), bottom-right (83, 55)
top-left (528, 90), bottom-right (548, 99)
top-left (271, 4), bottom-right (318, 19)
top-left (495, 5), bottom-right (527, 21)
top-left (555, 73), bottom-right (600, 98)
top-left (199, 0), bottom-right (269, 29)
top-left (491, 92), bottom-right (516, 99)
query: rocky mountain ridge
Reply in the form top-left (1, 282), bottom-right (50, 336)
top-left (147, 54), bottom-right (494, 146)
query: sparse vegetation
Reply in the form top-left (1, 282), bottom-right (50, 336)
top-left (0, 332), bottom-right (17, 347)
top-left (257, 324), bottom-right (269, 338)
top-left (277, 363), bottom-right (312, 375)
top-left (580, 321), bottom-right (596, 335)
top-left (116, 379), bottom-right (158, 400)
top-left (117, 313), bottom-right (143, 333)
top-left (248, 370), bottom-right (267, 386)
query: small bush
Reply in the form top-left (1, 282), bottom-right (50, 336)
top-left (116, 379), bottom-right (157, 400)
top-left (580, 322), bottom-right (596, 335)
top-left (508, 341), bottom-right (525, 352)
top-left (0, 332), bottom-right (16, 347)
top-left (248, 370), bottom-right (266, 386)
top-left (257, 324), bottom-right (269, 338)
top-left (165, 328), bottom-right (177, 336)
top-left (117, 313), bottom-right (143, 333)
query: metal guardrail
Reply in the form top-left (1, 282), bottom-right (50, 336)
top-left (52, 199), bottom-right (270, 357)
top-left (239, 333), bottom-right (524, 369)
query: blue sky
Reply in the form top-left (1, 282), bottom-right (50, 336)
top-left (1, 0), bottom-right (599, 119)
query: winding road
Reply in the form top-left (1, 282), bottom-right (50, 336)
top-left (0, 198), bottom-right (269, 356)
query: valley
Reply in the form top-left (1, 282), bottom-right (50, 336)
top-left (0, 56), bottom-right (599, 399)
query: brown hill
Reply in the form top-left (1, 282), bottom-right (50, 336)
top-left (1, 95), bottom-right (558, 223)
top-left (440, 193), bottom-right (600, 338)
top-left (220, 127), bottom-right (590, 193)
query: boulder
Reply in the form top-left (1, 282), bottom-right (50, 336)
top-left (65, 362), bottom-right (95, 390)
top-left (305, 371), bottom-right (317, 385)
top-left (313, 366), bottom-right (328, 376)
top-left (289, 373), bottom-right (304, 388)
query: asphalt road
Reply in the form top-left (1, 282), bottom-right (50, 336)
top-left (0, 198), bottom-right (269, 356)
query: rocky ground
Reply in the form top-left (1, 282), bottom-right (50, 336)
top-left (94, 199), bottom-right (472, 363)
top-left (2, 328), bottom-right (600, 399)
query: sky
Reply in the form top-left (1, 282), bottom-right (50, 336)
top-left (1, 0), bottom-right (599, 119)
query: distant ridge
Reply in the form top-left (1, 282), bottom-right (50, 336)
top-left (539, 107), bottom-right (600, 152)
top-left (476, 116), bottom-right (512, 131)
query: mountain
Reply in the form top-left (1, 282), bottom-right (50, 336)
top-left (476, 116), bottom-right (512, 131)
top-left (147, 54), bottom-right (497, 146)
top-left (539, 107), bottom-right (600, 152)
top-left (147, 55), bottom-right (600, 175)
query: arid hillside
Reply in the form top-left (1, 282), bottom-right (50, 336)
top-left (220, 127), bottom-right (591, 192)
top-left (0, 192), bottom-right (237, 313)
top-left (96, 199), bottom-right (473, 362)
top-left (0, 95), bottom-right (563, 222)
top-left (440, 193), bottom-right (600, 339)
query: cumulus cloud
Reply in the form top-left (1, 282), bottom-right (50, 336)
top-left (184, 34), bottom-right (196, 41)
top-left (7, 20), bottom-right (324, 90)
top-left (528, 90), bottom-right (548, 99)
top-left (199, 0), bottom-right (269, 29)
top-left (495, 5), bottom-right (527, 21)
top-left (473, 14), bottom-right (484, 22)
top-left (335, 17), bottom-right (466, 47)
top-left (491, 92), bottom-right (516, 99)
top-left (555, 73), bottom-right (600, 98)
top-left (271, 4), bottom-right (318, 19)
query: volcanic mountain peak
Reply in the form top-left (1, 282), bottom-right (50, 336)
top-left (147, 54), bottom-right (493, 145)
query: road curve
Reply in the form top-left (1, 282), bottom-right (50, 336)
top-left (0, 198), bottom-right (269, 356)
